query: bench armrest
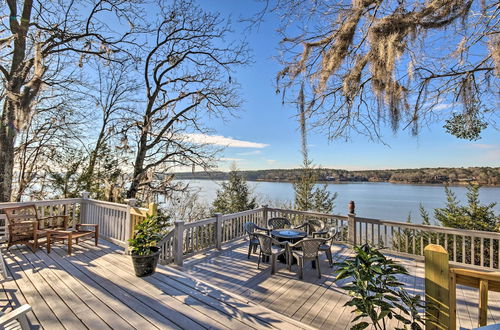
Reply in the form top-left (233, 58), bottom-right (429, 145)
top-left (47, 230), bottom-right (73, 234)
top-left (39, 215), bottom-right (69, 220)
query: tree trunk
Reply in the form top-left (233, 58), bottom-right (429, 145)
top-left (127, 131), bottom-right (148, 199)
top-left (82, 127), bottom-right (106, 192)
top-left (0, 101), bottom-right (17, 202)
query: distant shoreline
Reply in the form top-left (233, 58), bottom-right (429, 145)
top-left (175, 177), bottom-right (500, 187)
top-left (170, 166), bottom-right (500, 187)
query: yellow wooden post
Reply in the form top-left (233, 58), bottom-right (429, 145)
top-left (424, 244), bottom-right (451, 330)
top-left (449, 270), bottom-right (457, 330)
top-left (479, 279), bottom-right (489, 327)
top-left (129, 202), bottom-right (158, 240)
top-left (148, 203), bottom-right (158, 217)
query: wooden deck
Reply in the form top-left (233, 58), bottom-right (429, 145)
top-left (0, 239), bottom-right (312, 329)
top-left (179, 239), bottom-right (500, 330)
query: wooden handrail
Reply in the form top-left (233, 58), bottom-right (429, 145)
top-left (450, 267), bottom-right (500, 328)
top-left (451, 267), bottom-right (500, 285)
top-left (425, 244), bottom-right (500, 329)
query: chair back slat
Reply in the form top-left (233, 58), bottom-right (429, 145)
top-left (268, 217), bottom-right (291, 230)
top-left (3, 205), bottom-right (38, 224)
top-left (255, 233), bottom-right (273, 255)
top-left (305, 219), bottom-right (326, 235)
top-left (295, 238), bottom-right (324, 258)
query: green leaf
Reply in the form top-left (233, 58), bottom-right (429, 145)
top-left (350, 322), bottom-right (369, 330)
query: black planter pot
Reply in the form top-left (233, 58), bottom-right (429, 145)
top-left (131, 247), bottom-right (160, 277)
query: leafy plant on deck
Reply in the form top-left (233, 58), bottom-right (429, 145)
top-left (334, 244), bottom-right (426, 330)
top-left (128, 214), bottom-right (171, 256)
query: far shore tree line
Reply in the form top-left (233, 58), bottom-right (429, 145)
top-left (173, 167), bottom-right (500, 186)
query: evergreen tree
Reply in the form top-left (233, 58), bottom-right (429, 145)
top-left (419, 204), bottom-right (431, 225)
top-left (434, 184), bottom-right (499, 232)
top-left (293, 83), bottom-right (337, 213)
top-left (212, 164), bottom-right (257, 214)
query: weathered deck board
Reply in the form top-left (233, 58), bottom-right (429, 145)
top-left (181, 239), bottom-right (500, 330)
top-left (1, 240), bottom-right (312, 330)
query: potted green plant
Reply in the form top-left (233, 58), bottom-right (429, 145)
top-left (334, 244), bottom-right (426, 330)
top-left (128, 214), bottom-right (170, 277)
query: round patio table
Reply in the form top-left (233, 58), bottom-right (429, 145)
top-left (271, 229), bottom-right (307, 242)
top-left (271, 229), bottom-right (307, 264)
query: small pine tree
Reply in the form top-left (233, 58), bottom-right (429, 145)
top-left (293, 159), bottom-right (337, 213)
top-left (434, 184), bottom-right (499, 232)
top-left (212, 164), bottom-right (257, 214)
top-left (419, 203), bottom-right (431, 225)
top-left (293, 83), bottom-right (337, 213)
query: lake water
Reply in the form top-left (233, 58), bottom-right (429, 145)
top-left (175, 180), bottom-right (500, 223)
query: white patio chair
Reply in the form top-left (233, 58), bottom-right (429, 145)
top-left (0, 304), bottom-right (32, 330)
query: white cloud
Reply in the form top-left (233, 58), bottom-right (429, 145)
top-left (237, 150), bottom-right (262, 156)
top-left (266, 159), bottom-right (276, 165)
top-left (433, 103), bottom-right (454, 111)
top-left (182, 133), bottom-right (269, 148)
top-left (220, 157), bottom-right (245, 161)
top-left (465, 144), bottom-right (500, 162)
top-left (469, 143), bottom-right (498, 150)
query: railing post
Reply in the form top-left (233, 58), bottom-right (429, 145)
top-left (479, 279), bottom-right (488, 328)
top-left (347, 201), bottom-right (356, 245)
top-left (424, 244), bottom-right (451, 330)
top-left (80, 192), bottom-right (90, 224)
top-left (215, 213), bottom-right (223, 250)
top-left (124, 198), bottom-right (137, 254)
top-left (148, 203), bottom-right (158, 217)
top-left (174, 220), bottom-right (185, 266)
top-left (262, 205), bottom-right (269, 228)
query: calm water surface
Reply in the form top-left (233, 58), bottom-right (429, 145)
top-left (176, 180), bottom-right (500, 223)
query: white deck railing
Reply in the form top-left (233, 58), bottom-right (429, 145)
top-left (353, 216), bottom-right (500, 269)
top-left (1, 197), bottom-right (499, 270)
top-left (0, 194), bottom-right (147, 249)
top-left (0, 198), bottom-right (82, 243)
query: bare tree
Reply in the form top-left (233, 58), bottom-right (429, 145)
top-left (0, 0), bottom-right (141, 201)
top-left (79, 60), bottom-right (138, 195)
top-left (125, 0), bottom-right (249, 199)
top-left (260, 0), bottom-right (499, 141)
top-left (13, 100), bottom-right (81, 201)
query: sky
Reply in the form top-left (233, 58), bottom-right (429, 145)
top-left (191, 1), bottom-right (499, 171)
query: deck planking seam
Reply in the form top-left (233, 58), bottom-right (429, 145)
top-left (50, 244), bottom-right (195, 329)
top-left (1, 252), bottom-right (44, 329)
top-left (81, 240), bottom-right (311, 330)
top-left (181, 239), bottom-right (500, 329)
top-left (17, 248), bottom-right (112, 330)
top-left (76, 242), bottom-right (255, 330)
top-left (8, 248), bottom-right (84, 330)
top-left (36, 244), bottom-right (158, 329)
top-left (30, 247), bottom-right (135, 329)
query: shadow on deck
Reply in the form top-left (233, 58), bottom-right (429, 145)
top-left (0, 239), bottom-right (311, 330)
top-left (179, 239), bottom-right (500, 330)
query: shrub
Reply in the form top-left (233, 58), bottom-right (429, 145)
top-left (128, 214), bottom-right (171, 255)
top-left (334, 244), bottom-right (425, 330)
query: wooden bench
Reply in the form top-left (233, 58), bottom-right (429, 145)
top-left (47, 224), bottom-right (99, 255)
top-left (3, 204), bottom-right (69, 251)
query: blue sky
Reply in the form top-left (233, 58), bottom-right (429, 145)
top-left (194, 1), bottom-right (499, 171)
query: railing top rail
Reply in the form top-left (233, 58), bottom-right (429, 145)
top-left (84, 198), bottom-right (128, 210)
top-left (157, 229), bottom-right (175, 246)
top-left (185, 217), bottom-right (216, 228)
top-left (220, 207), bottom-right (264, 220)
top-left (450, 267), bottom-right (500, 283)
top-left (0, 198), bottom-right (83, 209)
top-left (266, 207), bottom-right (348, 220)
top-left (356, 216), bottom-right (500, 238)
